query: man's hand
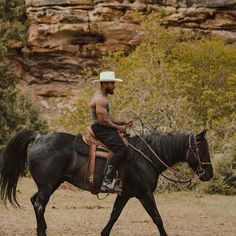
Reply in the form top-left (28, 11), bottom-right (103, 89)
top-left (126, 120), bottom-right (133, 128)
top-left (118, 125), bottom-right (127, 133)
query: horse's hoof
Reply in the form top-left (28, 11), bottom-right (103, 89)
top-left (101, 231), bottom-right (109, 236)
top-left (160, 233), bottom-right (168, 236)
top-left (37, 231), bottom-right (46, 236)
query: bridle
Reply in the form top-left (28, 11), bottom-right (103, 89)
top-left (186, 135), bottom-right (212, 178)
top-left (128, 130), bottom-right (212, 186)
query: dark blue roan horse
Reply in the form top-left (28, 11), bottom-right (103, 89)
top-left (0, 129), bottom-right (213, 236)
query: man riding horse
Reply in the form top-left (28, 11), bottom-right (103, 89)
top-left (90, 71), bottom-right (133, 192)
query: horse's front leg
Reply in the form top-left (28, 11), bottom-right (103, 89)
top-left (138, 192), bottom-right (168, 236)
top-left (101, 194), bottom-right (130, 236)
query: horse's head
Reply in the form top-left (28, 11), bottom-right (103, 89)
top-left (186, 129), bottom-right (213, 181)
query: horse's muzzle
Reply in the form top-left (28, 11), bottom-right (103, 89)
top-left (199, 171), bottom-right (213, 181)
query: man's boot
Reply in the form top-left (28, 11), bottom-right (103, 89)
top-left (100, 165), bottom-right (122, 193)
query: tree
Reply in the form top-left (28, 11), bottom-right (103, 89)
top-left (0, 0), bottom-right (27, 57)
top-left (0, 0), bottom-right (48, 151)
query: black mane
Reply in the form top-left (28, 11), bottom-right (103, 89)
top-left (130, 132), bottom-right (191, 167)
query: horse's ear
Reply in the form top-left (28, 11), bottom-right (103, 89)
top-left (196, 129), bottom-right (207, 141)
top-left (201, 129), bottom-right (207, 137)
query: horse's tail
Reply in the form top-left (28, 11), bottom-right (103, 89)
top-left (0, 129), bottom-right (38, 207)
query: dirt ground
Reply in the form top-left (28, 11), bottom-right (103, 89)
top-left (0, 178), bottom-right (235, 236)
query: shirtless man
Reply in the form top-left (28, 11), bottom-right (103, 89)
top-left (90, 71), bottom-right (132, 192)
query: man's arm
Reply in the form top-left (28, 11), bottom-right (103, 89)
top-left (111, 116), bottom-right (133, 127)
top-left (95, 97), bottom-right (127, 132)
top-left (110, 116), bottom-right (125, 125)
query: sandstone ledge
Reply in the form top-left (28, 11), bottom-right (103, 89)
top-left (11, 0), bottom-right (236, 104)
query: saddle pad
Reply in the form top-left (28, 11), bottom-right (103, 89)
top-left (74, 134), bottom-right (89, 156)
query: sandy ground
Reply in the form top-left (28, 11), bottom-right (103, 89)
top-left (0, 178), bottom-right (235, 236)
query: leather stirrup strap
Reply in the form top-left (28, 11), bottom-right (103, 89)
top-left (87, 135), bottom-right (96, 186)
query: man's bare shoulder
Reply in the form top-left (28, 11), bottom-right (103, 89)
top-left (92, 93), bottom-right (107, 107)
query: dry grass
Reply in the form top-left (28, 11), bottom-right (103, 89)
top-left (0, 178), bottom-right (235, 236)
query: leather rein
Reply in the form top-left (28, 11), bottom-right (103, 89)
top-left (128, 130), bottom-right (211, 186)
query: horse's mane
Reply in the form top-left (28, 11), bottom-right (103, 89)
top-left (130, 132), bottom-right (191, 165)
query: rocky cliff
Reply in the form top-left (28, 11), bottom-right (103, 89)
top-left (12, 0), bottom-right (236, 112)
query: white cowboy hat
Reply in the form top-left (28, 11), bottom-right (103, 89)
top-left (93, 71), bottom-right (123, 83)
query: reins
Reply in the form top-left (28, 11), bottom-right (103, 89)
top-left (128, 128), bottom-right (208, 186)
top-left (97, 193), bottom-right (110, 200)
top-left (128, 141), bottom-right (192, 186)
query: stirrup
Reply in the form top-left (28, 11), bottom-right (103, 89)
top-left (100, 179), bottom-right (123, 193)
top-left (100, 184), bottom-right (123, 193)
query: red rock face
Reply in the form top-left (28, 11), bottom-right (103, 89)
top-left (11, 0), bottom-right (236, 100)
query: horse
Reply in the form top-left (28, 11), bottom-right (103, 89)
top-left (0, 128), bottom-right (213, 236)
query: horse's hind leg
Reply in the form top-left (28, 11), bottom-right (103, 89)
top-left (31, 192), bottom-right (38, 206)
top-left (31, 184), bottom-right (60, 236)
top-left (31, 190), bottom-right (50, 236)
top-left (31, 192), bottom-right (46, 234)
top-left (101, 194), bottom-right (130, 236)
top-left (138, 192), bottom-right (167, 236)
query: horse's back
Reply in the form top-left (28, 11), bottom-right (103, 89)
top-left (28, 132), bottom-right (76, 184)
top-left (29, 132), bottom-right (75, 156)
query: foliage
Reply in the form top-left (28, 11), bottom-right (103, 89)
top-left (0, 67), bottom-right (48, 151)
top-left (169, 40), bottom-right (236, 151)
top-left (55, 83), bottom-right (96, 134)
top-left (0, 0), bottom-right (48, 152)
top-left (104, 19), bottom-right (235, 153)
top-left (0, 0), bottom-right (28, 58)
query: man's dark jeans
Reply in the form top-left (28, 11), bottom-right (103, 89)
top-left (91, 123), bottom-right (127, 168)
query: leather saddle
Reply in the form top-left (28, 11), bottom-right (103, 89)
top-left (84, 126), bottom-right (127, 194)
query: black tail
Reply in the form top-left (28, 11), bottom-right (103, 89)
top-left (0, 129), bottom-right (37, 207)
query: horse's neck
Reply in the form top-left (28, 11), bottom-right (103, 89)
top-left (145, 134), bottom-right (188, 170)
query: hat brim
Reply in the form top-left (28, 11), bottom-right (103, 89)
top-left (92, 79), bottom-right (123, 83)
